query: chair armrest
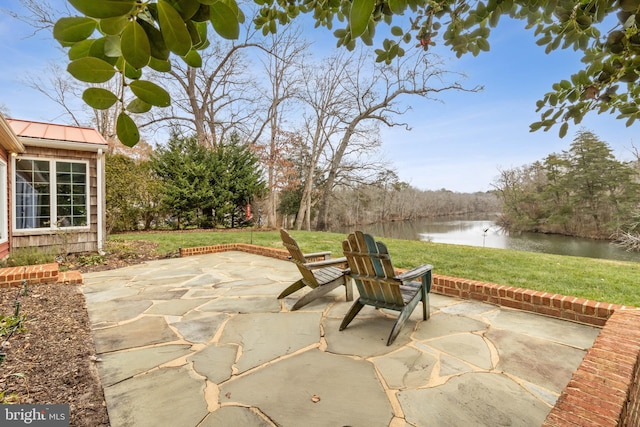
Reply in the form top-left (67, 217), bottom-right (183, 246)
top-left (395, 264), bottom-right (433, 282)
top-left (303, 251), bottom-right (332, 261)
top-left (305, 256), bottom-right (349, 269)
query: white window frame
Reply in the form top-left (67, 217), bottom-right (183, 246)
top-left (12, 156), bottom-right (90, 233)
top-left (0, 159), bottom-right (7, 243)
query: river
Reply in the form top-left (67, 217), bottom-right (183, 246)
top-left (331, 215), bottom-right (640, 263)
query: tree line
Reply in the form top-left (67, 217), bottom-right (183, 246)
top-left (492, 130), bottom-right (640, 247)
top-left (106, 132), bottom-right (499, 233)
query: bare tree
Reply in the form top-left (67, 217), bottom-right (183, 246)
top-left (0, 104), bottom-right (11, 117)
top-left (293, 52), bottom-right (355, 230)
top-left (24, 63), bottom-right (91, 125)
top-left (305, 48), bottom-right (480, 230)
top-left (145, 38), bottom-right (267, 149)
top-left (254, 25), bottom-right (309, 227)
top-left (3, 0), bottom-right (65, 34)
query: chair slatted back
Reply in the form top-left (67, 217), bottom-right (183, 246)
top-left (280, 229), bottom-right (319, 288)
top-left (342, 231), bottom-right (404, 307)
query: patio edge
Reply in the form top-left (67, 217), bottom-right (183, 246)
top-left (180, 243), bottom-right (640, 426)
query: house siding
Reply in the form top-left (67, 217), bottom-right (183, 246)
top-left (0, 148), bottom-right (8, 259)
top-left (11, 146), bottom-right (101, 254)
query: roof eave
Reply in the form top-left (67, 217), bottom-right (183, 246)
top-left (0, 115), bottom-right (26, 154)
top-left (19, 136), bottom-right (108, 153)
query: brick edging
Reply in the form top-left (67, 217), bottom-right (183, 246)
top-left (180, 244), bottom-right (621, 327)
top-left (181, 243), bottom-right (640, 426)
top-left (542, 309), bottom-right (640, 427)
top-left (430, 275), bottom-right (623, 327)
top-left (0, 263), bottom-right (60, 288)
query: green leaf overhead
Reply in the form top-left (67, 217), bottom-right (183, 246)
top-left (148, 57), bottom-right (172, 72)
top-left (158, 0), bottom-right (193, 56)
top-left (68, 39), bottom-right (94, 60)
top-left (349, 0), bottom-right (375, 38)
top-left (104, 35), bottom-right (122, 57)
top-left (209, 1), bottom-right (240, 40)
top-left (191, 21), bottom-right (208, 49)
top-left (116, 112), bottom-right (140, 147)
top-left (126, 98), bottom-right (153, 113)
top-left (53, 17), bottom-right (96, 43)
top-left (67, 0), bottom-right (136, 19)
top-left (181, 49), bottom-right (202, 67)
top-left (67, 57), bottom-right (116, 83)
top-left (99, 16), bottom-right (129, 35)
top-left (387, 0), bottom-right (406, 15)
top-left (191, 3), bottom-right (211, 21)
top-left (139, 20), bottom-right (170, 60)
top-left (129, 80), bottom-right (171, 107)
top-left (170, 0), bottom-right (201, 19)
top-left (124, 62), bottom-right (143, 79)
top-left (82, 88), bottom-right (119, 110)
top-left (121, 21), bottom-right (151, 69)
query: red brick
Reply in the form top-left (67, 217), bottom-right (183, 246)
top-left (561, 296), bottom-right (574, 310)
top-left (570, 297), bottom-right (588, 313)
top-left (536, 306), bottom-right (562, 317)
top-left (499, 299), bottom-right (524, 310)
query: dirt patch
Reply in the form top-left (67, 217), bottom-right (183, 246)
top-left (0, 240), bottom-right (168, 426)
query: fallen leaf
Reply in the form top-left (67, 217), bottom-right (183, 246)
top-left (225, 392), bottom-right (231, 399)
top-left (311, 395), bottom-right (321, 403)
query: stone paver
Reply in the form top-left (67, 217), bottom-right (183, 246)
top-left (82, 252), bottom-right (602, 427)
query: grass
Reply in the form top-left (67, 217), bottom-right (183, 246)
top-left (111, 229), bottom-right (640, 307)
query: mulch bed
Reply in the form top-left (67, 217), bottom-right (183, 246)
top-left (0, 283), bottom-right (109, 426)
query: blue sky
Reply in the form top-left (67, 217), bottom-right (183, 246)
top-left (1, 1), bottom-right (638, 193)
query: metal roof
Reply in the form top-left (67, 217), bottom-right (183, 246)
top-left (6, 119), bottom-right (108, 146)
top-left (0, 115), bottom-right (25, 154)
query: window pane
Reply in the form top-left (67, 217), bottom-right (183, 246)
top-left (15, 159), bottom-right (51, 229)
top-left (56, 162), bottom-right (87, 228)
top-left (57, 173), bottom-right (71, 184)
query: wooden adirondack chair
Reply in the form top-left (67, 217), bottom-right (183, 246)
top-left (340, 231), bottom-right (433, 345)
top-left (278, 229), bottom-right (353, 311)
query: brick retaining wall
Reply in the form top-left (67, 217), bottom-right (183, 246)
top-left (431, 275), bottom-right (622, 327)
top-left (0, 263), bottom-right (83, 288)
top-left (0, 263), bottom-right (59, 288)
top-left (181, 243), bottom-right (640, 426)
top-left (543, 310), bottom-right (640, 427)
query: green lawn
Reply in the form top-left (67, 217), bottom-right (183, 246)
top-left (111, 229), bottom-right (640, 307)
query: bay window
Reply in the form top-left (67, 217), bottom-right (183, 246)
top-left (14, 158), bottom-right (88, 230)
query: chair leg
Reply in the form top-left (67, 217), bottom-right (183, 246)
top-left (422, 291), bottom-right (430, 320)
top-left (339, 300), bottom-right (365, 331)
top-left (344, 277), bottom-right (354, 302)
top-left (387, 307), bottom-right (414, 346)
top-left (277, 279), bottom-right (305, 299)
top-left (291, 279), bottom-right (345, 311)
top-left (387, 291), bottom-right (424, 345)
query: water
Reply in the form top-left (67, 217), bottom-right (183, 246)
top-left (332, 215), bottom-right (640, 263)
